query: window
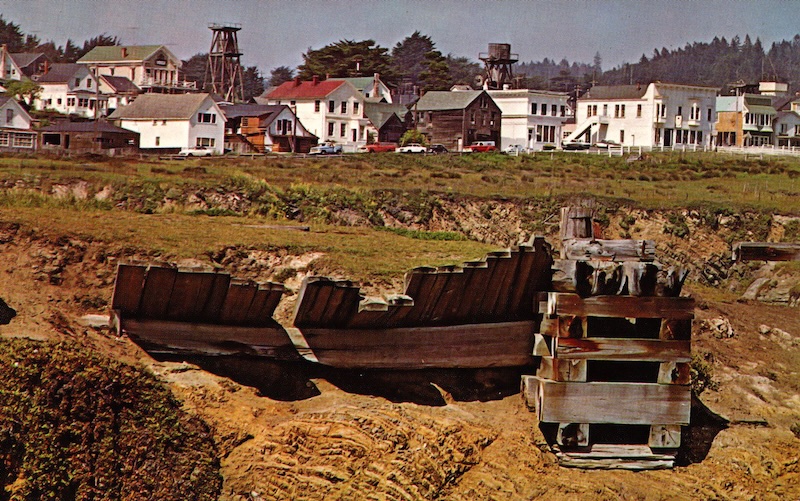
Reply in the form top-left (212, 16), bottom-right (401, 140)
top-left (78, 98), bottom-right (89, 107)
top-left (57, 98), bottom-right (62, 105)
top-left (315, 100), bottom-right (320, 112)
top-left (290, 100), bottom-right (296, 106)
top-left (75, 78), bottom-right (80, 87)
top-left (604, 104), bottom-right (609, 116)
top-left (540, 104), bottom-right (546, 116)
top-left (677, 106), bottom-right (683, 117)
top-left (351, 128), bottom-right (357, 141)
top-left (87, 78), bottom-right (92, 88)
top-left (327, 121), bottom-right (334, 136)
top-left (637, 104), bottom-right (642, 117)
top-left (340, 123), bottom-right (346, 137)
top-left (197, 113), bottom-right (216, 123)
top-left (620, 130), bottom-right (624, 143)
top-left (560, 105), bottom-right (566, 117)
top-left (196, 137), bottom-right (215, 147)
top-left (0, 132), bottom-right (7, 147)
top-left (470, 112), bottom-right (475, 124)
top-left (490, 112), bottom-right (496, 126)
top-left (531, 103), bottom-right (537, 115)
top-left (620, 105), bottom-right (625, 118)
top-left (11, 134), bottom-right (33, 148)
top-left (707, 107), bottom-right (712, 121)
top-left (328, 100), bottom-right (335, 113)
top-left (551, 104), bottom-right (557, 116)
top-left (5, 109), bottom-right (13, 123)
top-left (353, 102), bottom-right (359, 115)
top-left (690, 104), bottom-right (700, 120)
top-left (341, 101), bottom-right (347, 114)
top-left (67, 98), bottom-right (75, 107)
top-left (155, 136), bottom-right (160, 146)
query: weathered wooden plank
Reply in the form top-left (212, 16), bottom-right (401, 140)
top-left (549, 292), bottom-right (695, 320)
top-left (219, 280), bottom-right (258, 325)
top-left (476, 251), bottom-right (513, 319)
top-left (554, 444), bottom-right (675, 470)
top-left (649, 425), bottom-right (681, 448)
top-left (487, 250), bottom-right (520, 317)
top-left (532, 334), bottom-right (552, 357)
top-left (733, 242), bottom-right (800, 262)
top-left (506, 245), bottom-right (538, 315)
top-left (659, 319), bottom-right (692, 340)
top-left (259, 285), bottom-right (287, 320)
top-left (111, 264), bottom-right (147, 315)
top-left (562, 238), bottom-right (656, 262)
top-left (560, 206), bottom-right (594, 240)
top-left (532, 377), bottom-right (691, 425)
top-left (535, 358), bottom-right (586, 382)
top-left (521, 374), bottom-right (542, 413)
top-left (453, 260), bottom-right (489, 321)
top-left (242, 287), bottom-right (272, 325)
top-left (300, 320), bottom-right (537, 369)
top-left (291, 276), bottom-right (325, 326)
top-left (139, 266), bottom-right (177, 319)
top-left (117, 315), bottom-right (297, 359)
top-left (395, 266), bottom-right (438, 325)
top-left (316, 280), bottom-right (354, 326)
top-left (416, 267), bottom-right (456, 323)
top-left (166, 271), bottom-right (213, 321)
top-left (428, 266), bottom-right (465, 323)
top-left (199, 273), bottom-right (231, 323)
top-left (554, 338), bottom-right (691, 362)
top-left (326, 283), bottom-right (361, 327)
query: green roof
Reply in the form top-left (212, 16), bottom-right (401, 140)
top-left (328, 77), bottom-right (375, 89)
top-left (746, 104), bottom-right (777, 115)
top-left (415, 91), bottom-right (485, 111)
top-left (78, 45), bottom-right (169, 63)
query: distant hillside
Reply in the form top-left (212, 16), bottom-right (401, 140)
top-left (601, 35), bottom-right (800, 93)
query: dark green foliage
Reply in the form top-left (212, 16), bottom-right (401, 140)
top-left (690, 352), bottom-right (719, 396)
top-left (0, 339), bottom-right (221, 501)
top-left (664, 212), bottom-right (690, 238)
top-left (297, 39), bottom-right (395, 83)
top-left (783, 219), bottom-right (800, 242)
top-left (377, 227), bottom-right (466, 241)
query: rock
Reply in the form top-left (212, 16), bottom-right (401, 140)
top-left (741, 278), bottom-right (771, 301)
top-left (704, 317), bottom-right (735, 339)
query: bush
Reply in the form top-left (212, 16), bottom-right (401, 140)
top-left (399, 129), bottom-right (428, 147)
top-left (690, 352), bottom-right (719, 396)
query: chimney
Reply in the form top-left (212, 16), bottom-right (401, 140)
top-left (43, 60), bottom-right (49, 75)
top-left (373, 73), bottom-right (379, 97)
top-left (121, 47), bottom-right (128, 58)
top-left (294, 76), bottom-right (301, 87)
top-left (312, 75), bottom-right (319, 85)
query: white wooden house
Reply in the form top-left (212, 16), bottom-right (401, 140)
top-left (109, 93), bottom-right (225, 153)
top-left (488, 89), bottom-right (571, 150)
top-left (570, 83), bottom-right (718, 148)
top-left (78, 45), bottom-right (195, 93)
top-left (266, 77), bottom-right (369, 152)
top-left (774, 99), bottom-right (800, 148)
top-left (0, 96), bottom-right (36, 150)
top-left (328, 74), bottom-right (392, 103)
top-left (32, 63), bottom-right (108, 118)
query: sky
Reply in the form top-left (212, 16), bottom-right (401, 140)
top-left (1, 0), bottom-right (798, 75)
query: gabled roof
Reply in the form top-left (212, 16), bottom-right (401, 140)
top-left (364, 102), bottom-right (409, 129)
top-left (582, 85), bottom-right (648, 100)
top-left (100, 75), bottom-right (140, 93)
top-left (267, 79), bottom-right (348, 100)
top-left (415, 90), bottom-right (484, 111)
top-left (78, 45), bottom-right (171, 64)
top-left (33, 63), bottom-right (86, 84)
top-left (40, 120), bottom-right (138, 134)
top-left (328, 77), bottom-right (380, 89)
top-left (218, 103), bottom-right (285, 120)
top-left (9, 53), bottom-right (48, 69)
top-left (108, 93), bottom-right (216, 120)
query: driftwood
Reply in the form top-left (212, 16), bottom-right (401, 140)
top-left (552, 260), bottom-right (687, 297)
top-left (562, 238), bottom-right (656, 262)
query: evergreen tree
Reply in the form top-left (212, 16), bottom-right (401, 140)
top-left (297, 39), bottom-right (394, 83)
top-left (268, 66), bottom-right (295, 87)
top-left (390, 31), bottom-right (435, 86)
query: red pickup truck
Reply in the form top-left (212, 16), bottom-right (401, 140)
top-left (463, 141), bottom-right (496, 153)
top-left (358, 142), bottom-right (396, 153)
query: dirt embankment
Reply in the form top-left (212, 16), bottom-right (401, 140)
top-left (1, 195), bottom-right (799, 499)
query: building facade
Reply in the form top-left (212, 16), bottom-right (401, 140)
top-left (571, 83), bottom-right (718, 148)
top-left (488, 89), bottom-right (571, 150)
top-left (716, 94), bottom-right (776, 147)
top-left (33, 63), bottom-right (108, 118)
top-left (78, 45), bottom-right (195, 93)
top-left (413, 90), bottom-right (502, 151)
top-left (109, 93), bottom-right (224, 153)
top-left (266, 78), bottom-right (369, 152)
top-left (0, 96), bottom-right (36, 151)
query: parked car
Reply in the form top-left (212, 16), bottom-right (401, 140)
top-left (309, 144), bottom-right (343, 155)
top-left (464, 141), bottom-right (496, 153)
top-left (562, 141), bottom-right (591, 150)
top-left (593, 139), bottom-right (621, 149)
top-left (503, 144), bottom-right (526, 155)
top-left (357, 142), bottom-right (396, 153)
top-left (427, 144), bottom-right (448, 154)
top-left (178, 146), bottom-right (213, 157)
top-left (395, 143), bottom-right (426, 153)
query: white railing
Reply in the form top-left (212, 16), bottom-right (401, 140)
top-left (138, 77), bottom-right (197, 90)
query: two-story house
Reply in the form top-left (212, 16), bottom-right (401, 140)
top-left (328, 74), bottom-right (393, 103)
top-left (0, 45), bottom-right (50, 81)
top-left (0, 96), bottom-right (37, 151)
top-left (716, 93), bottom-right (777, 147)
top-left (773, 98), bottom-right (800, 148)
top-left (32, 63), bottom-right (108, 118)
top-left (488, 89), bottom-right (571, 150)
top-left (219, 103), bottom-right (317, 153)
top-left (413, 90), bottom-right (501, 151)
top-left (78, 45), bottom-right (195, 93)
top-left (266, 77), bottom-right (368, 152)
top-left (570, 83), bottom-right (718, 148)
top-left (99, 75), bottom-right (141, 114)
top-left (109, 93), bottom-right (225, 153)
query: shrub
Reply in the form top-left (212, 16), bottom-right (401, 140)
top-left (690, 352), bottom-right (719, 396)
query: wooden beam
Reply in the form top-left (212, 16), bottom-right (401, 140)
top-left (733, 242), bottom-right (800, 262)
top-left (548, 292), bottom-right (695, 320)
top-left (562, 238), bottom-right (656, 262)
top-left (649, 425), bottom-right (682, 448)
top-left (300, 320), bottom-right (537, 369)
top-left (533, 357), bottom-right (587, 382)
top-left (530, 377), bottom-right (691, 425)
top-left (658, 362), bottom-right (691, 384)
top-left (560, 207), bottom-right (594, 240)
top-left (557, 422), bottom-right (589, 447)
top-left (554, 338), bottom-right (691, 362)
top-left (111, 264), bottom-right (147, 315)
top-left (553, 444), bottom-right (676, 470)
top-left (116, 314), bottom-right (298, 359)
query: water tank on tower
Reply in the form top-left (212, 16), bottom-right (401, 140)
top-left (479, 43), bottom-right (519, 90)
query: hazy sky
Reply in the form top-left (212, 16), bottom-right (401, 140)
top-left (1, 0), bottom-right (797, 74)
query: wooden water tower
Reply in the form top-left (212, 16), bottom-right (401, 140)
top-left (479, 43), bottom-right (519, 90)
top-left (205, 23), bottom-right (244, 102)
